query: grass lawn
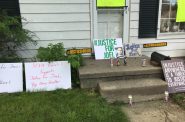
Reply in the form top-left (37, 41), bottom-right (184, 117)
top-left (172, 93), bottom-right (185, 109)
top-left (0, 89), bottom-right (129, 122)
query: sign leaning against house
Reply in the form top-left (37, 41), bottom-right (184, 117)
top-left (161, 59), bottom-right (185, 93)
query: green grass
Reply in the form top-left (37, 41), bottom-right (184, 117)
top-left (0, 89), bottom-right (129, 122)
top-left (171, 93), bottom-right (185, 109)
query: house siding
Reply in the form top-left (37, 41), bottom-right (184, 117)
top-left (19, 0), bottom-right (91, 59)
top-left (130, 0), bottom-right (185, 57)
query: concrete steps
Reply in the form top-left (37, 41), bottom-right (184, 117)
top-left (98, 78), bottom-right (168, 103)
top-left (79, 57), bottom-right (167, 103)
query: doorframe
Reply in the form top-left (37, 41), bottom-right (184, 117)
top-left (90, 0), bottom-right (130, 44)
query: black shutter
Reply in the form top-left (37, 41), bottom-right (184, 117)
top-left (0, 0), bottom-right (20, 16)
top-left (139, 0), bottom-right (159, 38)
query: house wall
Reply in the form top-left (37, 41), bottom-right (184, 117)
top-left (18, 0), bottom-right (91, 59)
top-left (130, 0), bottom-right (185, 57)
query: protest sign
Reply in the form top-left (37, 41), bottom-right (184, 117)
top-left (25, 61), bottom-right (71, 92)
top-left (0, 63), bottom-right (23, 93)
top-left (161, 59), bottom-right (185, 93)
top-left (93, 38), bottom-right (123, 60)
top-left (125, 43), bottom-right (142, 57)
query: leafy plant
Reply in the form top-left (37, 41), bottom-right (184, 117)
top-left (37, 43), bottom-right (84, 86)
top-left (37, 43), bottom-right (82, 69)
top-left (0, 10), bottom-right (36, 62)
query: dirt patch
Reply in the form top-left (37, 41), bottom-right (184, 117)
top-left (122, 100), bottom-right (185, 122)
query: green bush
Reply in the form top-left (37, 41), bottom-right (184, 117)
top-left (37, 43), bottom-right (83, 86)
top-left (0, 10), bottom-right (36, 62)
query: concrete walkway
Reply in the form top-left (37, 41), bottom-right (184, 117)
top-left (122, 100), bottom-right (185, 122)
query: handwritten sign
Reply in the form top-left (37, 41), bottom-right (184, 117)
top-left (161, 59), bottom-right (185, 93)
top-left (25, 61), bottom-right (71, 92)
top-left (125, 43), bottom-right (142, 57)
top-left (93, 38), bottom-right (123, 60)
top-left (0, 63), bottom-right (23, 93)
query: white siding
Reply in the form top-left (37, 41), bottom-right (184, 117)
top-left (19, 0), bottom-right (91, 58)
top-left (129, 0), bottom-right (185, 57)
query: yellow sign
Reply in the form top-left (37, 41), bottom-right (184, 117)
top-left (66, 48), bottom-right (92, 55)
top-left (97, 0), bottom-right (125, 7)
top-left (176, 0), bottom-right (185, 22)
top-left (143, 42), bottom-right (167, 48)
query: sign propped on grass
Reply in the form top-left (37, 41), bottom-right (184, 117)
top-left (161, 59), bottom-right (185, 93)
top-left (0, 63), bottom-right (23, 93)
top-left (25, 61), bottom-right (71, 92)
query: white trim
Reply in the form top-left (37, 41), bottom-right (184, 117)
top-left (123, 0), bottom-right (130, 43)
top-left (157, 0), bottom-right (185, 39)
top-left (91, 0), bottom-right (129, 44)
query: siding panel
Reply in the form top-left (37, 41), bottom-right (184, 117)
top-left (33, 31), bottom-right (90, 40)
top-left (23, 22), bottom-right (90, 31)
top-left (19, 0), bottom-right (89, 4)
top-left (19, 0), bottom-right (91, 58)
top-left (21, 13), bottom-right (90, 23)
top-left (20, 4), bottom-right (89, 13)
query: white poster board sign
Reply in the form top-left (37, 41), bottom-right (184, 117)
top-left (125, 43), bottom-right (142, 57)
top-left (93, 38), bottom-right (123, 60)
top-left (25, 61), bottom-right (71, 92)
top-left (0, 63), bottom-right (23, 93)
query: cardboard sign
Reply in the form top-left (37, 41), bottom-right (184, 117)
top-left (125, 43), bottom-right (142, 57)
top-left (161, 59), bottom-right (185, 93)
top-left (25, 61), bottom-right (71, 92)
top-left (97, 0), bottom-right (126, 7)
top-left (0, 63), bottom-right (23, 93)
top-left (66, 48), bottom-right (92, 55)
top-left (176, 0), bottom-right (185, 22)
top-left (93, 38), bottom-right (123, 60)
top-left (143, 42), bottom-right (167, 48)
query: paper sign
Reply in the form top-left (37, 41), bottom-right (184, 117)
top-left (97, 0), bottom-right (126, 7)
top-left (176, 0), bottom-right (185, 22)
top-left (125, 43), bottom-right (142, 57)
top-left (25, 61), bottom-right (71, 92)
top-left (93, 38), bottom-right (123, 60)
top-left (161, 59), bottom-right (185, 93)
top-left (0, 63), bottom-right (23, 93)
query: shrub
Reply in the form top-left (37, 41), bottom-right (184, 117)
top-left (37, 43), bottom-right (83, 86)
top-left (0, 10), bottom-right (36, 62)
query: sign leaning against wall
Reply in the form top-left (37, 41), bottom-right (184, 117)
top-left (161, 59), bottom-right (185, 93)
top-left (93, 38), bottom-right (123, 60)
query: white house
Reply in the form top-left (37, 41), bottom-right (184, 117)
top-left (1, 0), bottom-right (185, 59)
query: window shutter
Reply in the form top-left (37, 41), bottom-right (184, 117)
top-left (0, 0), bottom-right (20, 16)
top-left (139, 0), bottom-right (159, 38)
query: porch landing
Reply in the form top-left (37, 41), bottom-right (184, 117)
top-left (79, 56), bottom-right (163, 89)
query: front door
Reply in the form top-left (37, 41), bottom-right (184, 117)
top-left (97, 9), bottom-right (123, 39)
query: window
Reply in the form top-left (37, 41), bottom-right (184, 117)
top-left (139, 0), bottom-right (159, 38)
top-left (0, 0), bottom-right (20, 16)
top-left (159, 0), bottom-right (185, 34)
